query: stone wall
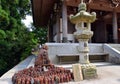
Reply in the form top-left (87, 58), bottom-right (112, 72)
top-left (46, 43), bottom-right (104, 64)
top-left (0, 55), bottom-right (35, 84)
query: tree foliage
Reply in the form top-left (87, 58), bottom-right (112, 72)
top-left (32, 26), bottom-right (48, 45)
top-left (0, 0), bottom-right (38, 76)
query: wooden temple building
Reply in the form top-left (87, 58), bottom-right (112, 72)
top-left (31, 0), bottom-right (120, 43)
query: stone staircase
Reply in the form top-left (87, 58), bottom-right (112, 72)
top-left (89, 53), bottom-right (109, 62)
top-left (57, 53), bottom-right (109, 64)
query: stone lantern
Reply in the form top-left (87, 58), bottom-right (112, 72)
top-left (70, 0), bottom-right (97, 80)
top-left (69, 0), bottom-right (96, 64)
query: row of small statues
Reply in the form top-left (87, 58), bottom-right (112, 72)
top-left (12, 45), bottom-right (73, 84)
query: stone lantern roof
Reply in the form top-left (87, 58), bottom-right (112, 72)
top-left (69, 0), bottom-right (96, 24)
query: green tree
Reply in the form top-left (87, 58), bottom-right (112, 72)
top-left (32, 26), bottom-right (48, 45)
top-left (0, 0), bottom-right (38, 76)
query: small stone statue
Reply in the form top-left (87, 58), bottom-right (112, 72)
top-left (35, 44), bottom-right (51, 66)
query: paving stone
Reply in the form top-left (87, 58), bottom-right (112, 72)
top-left (72, 64), bottom-right (83, 81)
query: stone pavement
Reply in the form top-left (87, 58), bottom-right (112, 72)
top-left (0, 55), bottom-right (120, 84)
top-left (58, 63), bottom-right (120, 84)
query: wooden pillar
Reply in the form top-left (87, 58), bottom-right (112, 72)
top-left (48, 24), bottom-right (53, 42)
top-left (87, 6), bottom-right (92, 43)
top-left (56, 16), bottom-right (60, 43)
top-left (62, 0), bottom-right (68, 42)
top-left (60, 18), bottom-right (63, 43)
top-left (113, 10), bottom-right (118, 43)
top-left (48, 25), bottom-right (50, 42)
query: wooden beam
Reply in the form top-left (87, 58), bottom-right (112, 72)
top-left (88, 4), bottom-right (114, 11)
top-left (32, 0), bottom-right (42, 26)
top-left (66, 0), bottom-right (80, 7)
top-left (32, 0), bottom-right (56, 26)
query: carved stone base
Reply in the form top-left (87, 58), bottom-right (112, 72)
top-left (81, 64), bottom-right (97, 79)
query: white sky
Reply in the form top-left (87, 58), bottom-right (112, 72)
top-left (22, 15), bottom-right (33, 27)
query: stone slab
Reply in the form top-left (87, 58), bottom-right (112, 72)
top-left (72, 64), bottom-right (83, 81)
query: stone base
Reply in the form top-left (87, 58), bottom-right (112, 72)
top-left (81, 64), bottom-right (97, 79)
top-left (72, 63), bottom-right (97, 81)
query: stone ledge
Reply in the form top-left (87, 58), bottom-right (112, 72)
top-left (0, 55), bottom-right (35, 84)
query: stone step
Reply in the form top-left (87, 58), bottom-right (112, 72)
top-left (89, 53), bottom-right (109, 62)
top-left (57, 53), bottom-right (109, 64)
top-left (55, 62), bottom-right (112, 69)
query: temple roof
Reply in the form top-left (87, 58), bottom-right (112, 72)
top-left (31, 0), bottom-right (57, 26)
top-left (31, 0), bottom-right (120, 26)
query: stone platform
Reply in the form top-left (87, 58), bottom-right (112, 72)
top-left (0, 56), bottom-right (120, 84)
top-left (57, 63), bottom-right (120, 84)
